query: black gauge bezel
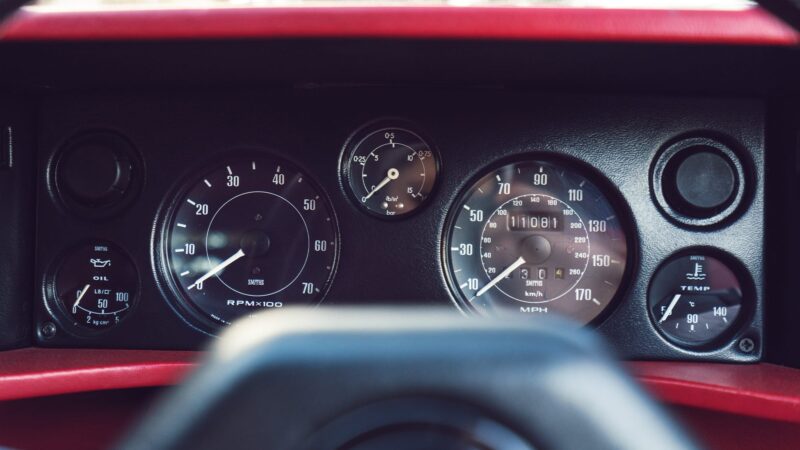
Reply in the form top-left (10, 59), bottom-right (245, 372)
top-left (440, 152), bottom-right (639, 328)
top-left (152, 150), bottom-right (342, 335)
top-left (43, 240), bottom-right (141, 338)
top-left (647, 247), bottom-right (756, 351)
top-left (650, 135), bottom-right (751, 229)
top-left (339, 118), bottom-right (442, 220)
top-left (47, 129), bottom-right (145, 221)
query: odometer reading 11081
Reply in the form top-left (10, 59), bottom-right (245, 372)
top-left (444, 158), bottom-right (631, 325)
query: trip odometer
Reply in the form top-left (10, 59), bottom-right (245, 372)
top-left (444, 158), bottom-right (631, 325)
top-left (157, 155), bottom-right (339, 329)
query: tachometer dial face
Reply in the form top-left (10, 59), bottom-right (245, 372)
top-left (444, 158), bottom-right (632, 325)
top-left (342, 122), bottom-right (440, 218)
top-left (160, 155), bottom-right (339, 327)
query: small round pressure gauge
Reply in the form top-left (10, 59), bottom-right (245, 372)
top-left (648, 252), bottom-right (750, 348)
top-left (48, 241), bottom-right (139, 331)
top-left (341, 121), bottom-right (440, 218)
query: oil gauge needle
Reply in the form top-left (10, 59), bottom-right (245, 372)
top-left (475, 256), bottom-right (527, 298)
top-left (659, 294), bottom-right (682, 323)
top-left (72, 284), bottom-right (91, 311)
top-left (362, 168), bottom-right (399, 201)
top-left (188, 248), bottom-right (246, 290)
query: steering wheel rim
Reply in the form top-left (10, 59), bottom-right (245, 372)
top-left (116, 308), bottom-right (701, 450)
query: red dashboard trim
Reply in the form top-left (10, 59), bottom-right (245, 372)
top-left (2, 349), bottom-right (800, 425)
top-left (0, 6), bottom-right (797, 45)
top-left (0, 348), bottom-right (197, 401)
top-left (633, 362), bottom-right (800, 424)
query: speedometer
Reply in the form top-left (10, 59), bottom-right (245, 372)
top-left (156, 154), bottom-right (339, 329)
top-left (443, 157), bottom-right (633, 325)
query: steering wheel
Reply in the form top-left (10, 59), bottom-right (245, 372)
top-left (115, 309), bottom-right (701, 450)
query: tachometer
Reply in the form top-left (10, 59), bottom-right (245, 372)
top-left (443, 157), bottom-right (633, 325)
top-left (157, 154), bottom-right (339, 328)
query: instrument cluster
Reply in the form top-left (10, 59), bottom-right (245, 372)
top-left (32, 90), bottom-right (764, 361)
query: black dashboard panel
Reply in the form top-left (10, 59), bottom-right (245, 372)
top-left (0, 96), bottom-right (34, 350)
top-left (31, 88), bottom-right (765, 361)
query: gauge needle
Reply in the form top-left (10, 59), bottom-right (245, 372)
top-left (659, 294), bottom-right (682, 323)
top-left (188, 249), bottom-right (246, 290)
top-left (72, 284), bottom-right (91, 310)
top-left (363, 168), bottom-right (400, 201)
top-left (475, 256), bottom-right (527, 298)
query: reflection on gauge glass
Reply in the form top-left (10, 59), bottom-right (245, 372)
top-left (50, 241), bottom-right (139, 331)
top-left (444, 157), bottom-right (632, 325)
top-left (160, 155), bottom-right (339, 327)
top-left (341, 121), bottom-right (440, 217)
top-left (649, 252), bottom-right (748, 348)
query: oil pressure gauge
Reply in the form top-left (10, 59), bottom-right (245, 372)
top-left (341, 120), bottom-right (440, 218)
top-left (649, 252), bottom-right (751, 348)
top-left (47, 241), bottom-right (139, 332)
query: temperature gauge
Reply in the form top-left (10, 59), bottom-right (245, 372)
top-left (341, 120), bottom-right (440, 218)
top-left (48, 241), bottom-right (139, 331)
top-left (649, 252), bottom-right (750, 348)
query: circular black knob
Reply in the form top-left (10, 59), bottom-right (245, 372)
top-left (55, 131), bottom-right (137, 210)
top-left (671, 148), bottom-right (736, 213)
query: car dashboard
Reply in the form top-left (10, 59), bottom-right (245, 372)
top-left (0, 3), bottom-right (800, 450)
top-left (22, 89), bottom-right (765, 362)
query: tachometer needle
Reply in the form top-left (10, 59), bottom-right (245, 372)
top-left (188, 248), bottom-right (246, 290)
top-left (475, 256), bottom-right (527, 297)
top-left (72, 284), bottom-right (91, 310)
top-left (659, 294), bottom-right (682, 323)
top-left (362, 168), bottom-right (399, 201)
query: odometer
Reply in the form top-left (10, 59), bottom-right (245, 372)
top-left (157, 155), bottom-right (339, 328)
top-left (444, 157), bottom-right (632, 325)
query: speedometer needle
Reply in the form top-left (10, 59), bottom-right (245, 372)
top-left (475, 256), bottom-right (527, 298)
top-left (188, 248), bottom-right (246, 290)
top-left (362, 168), bottom-right (400, 201)
top-left (659, 294), bottom-right (682, 323)
top-left (72, 284), bottom-right (91, 311)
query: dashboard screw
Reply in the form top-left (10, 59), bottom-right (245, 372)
top-left (738, 337), bottom-right (755, 353)
top-left (40, 322), bottom-right (57, 339)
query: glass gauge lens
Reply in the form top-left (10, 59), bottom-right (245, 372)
top-left (342, 122), bottom-right (440, 217)
top-left (444, 158), bottom-right (631, 325)
top-left (649, 253), bottom-right (747, 347)
top-left (162, 156), bottom-right (339, 326)
top-left (51, 241), bottom-right (138, 330)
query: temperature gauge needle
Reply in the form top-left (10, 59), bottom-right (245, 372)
top-left (363, 168), bottom-right (399, 201)
top-left (659, 294), bottom-right (682, 323)
top-left (475, 256), bottom-right (527, 298)
top-left (72, 284), bottom-right (91, 310)
top-left (188, 249), bottom-right (245, 290)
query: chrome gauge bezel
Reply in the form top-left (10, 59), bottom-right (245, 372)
top-left (43, 240), bottom-right (141, 337)
top-left (152, 150), bottom-right (342, 335)
top-left (440, 153), bottom-right (638, 327)
top-left (339, 118), bottom-right (442, 220)
top-left (647, 247), bottom-right (756, 351)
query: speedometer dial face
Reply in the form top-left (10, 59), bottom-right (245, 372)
top-left (161, 155), bottom-right (339, 327)
top-left (444, 158), bottom-right (632, 325)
